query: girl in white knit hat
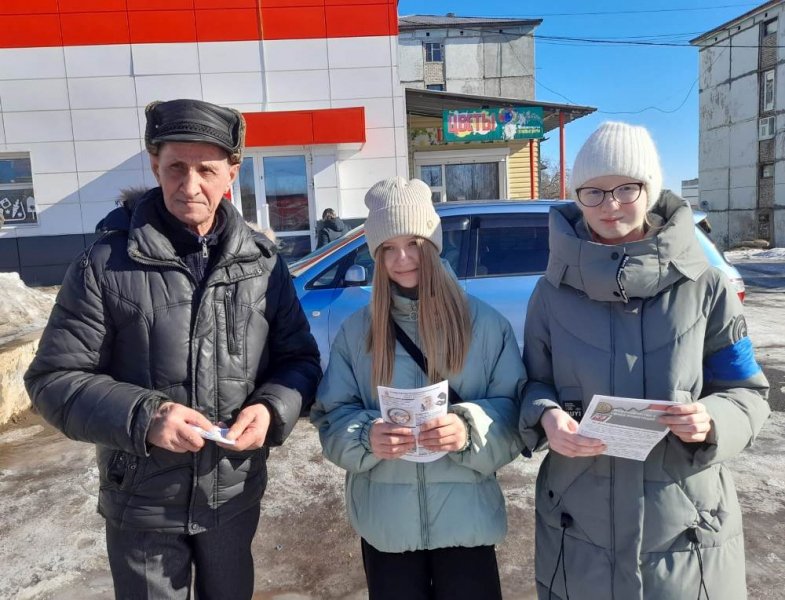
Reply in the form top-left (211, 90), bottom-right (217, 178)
top-left (311, 177), bottom-right (525, 599)
top-left (519, 122), bottom-right (769, 599)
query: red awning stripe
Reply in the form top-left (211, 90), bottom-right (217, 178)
top-left (243, 106), bottom-right (365, 147)
top-left (0, 1), bottom-right (398, 49)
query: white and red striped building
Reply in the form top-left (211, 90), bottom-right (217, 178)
top-left (0, 0), bottom-right (406, 283)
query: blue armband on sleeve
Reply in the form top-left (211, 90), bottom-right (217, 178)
top-left (703, 337), bottom-right (762, 383)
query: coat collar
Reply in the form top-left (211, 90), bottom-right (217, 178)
top-left (126, 188), bottom-right (274, 271)
top-left (545, 191), bottom-right (708, 302)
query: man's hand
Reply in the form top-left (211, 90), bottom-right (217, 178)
top-left (541, 408), bottom-right (606, 458)
top-left (418, 414), bottom-right (468, 452)
top-left (224, 404), bottom-right (272, 451)
top-left (147, 402), bottom-right (213, 453)
top-left (369, 420), bottom-right (416, 459)
top-left (658, 402), bottom-right (713, 443)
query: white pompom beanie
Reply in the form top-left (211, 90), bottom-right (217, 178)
top-left (363, 177), bottom-right (442, 258)
top-left (571, 121), bottom-right (663, 209)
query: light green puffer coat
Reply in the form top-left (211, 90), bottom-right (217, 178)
top-left (311, 293), bottom-right (525, 553)
top-left (520, 192), bottom-right (770, 600)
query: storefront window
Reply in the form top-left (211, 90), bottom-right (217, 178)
top-left (239, 157), bottom-right (258, 223)
top-left (445, 162), bottom-right (499, 201)
top-left (263, 156), bottom-right (309, 232)
top-left (236, 153), bottom-right (313, 260)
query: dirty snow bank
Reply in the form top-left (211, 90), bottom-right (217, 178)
top-left (0, 273), bottom-right (56, 346)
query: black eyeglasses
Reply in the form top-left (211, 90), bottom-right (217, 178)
top-left (575, 182), bottom-right (644, 207)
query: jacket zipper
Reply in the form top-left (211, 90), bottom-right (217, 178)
top-left (609, 303), bottom-right (616, 600)
top-left (130, 248), bottom-right (203, 530)
top-left (225, 288), bottom-right (238, 355)
top-left (411, 317), bottom-right (430, 548)
top-left (186, 277), bottom-right (206, 532)
top-left (417, 462), bottom-right (429, 546)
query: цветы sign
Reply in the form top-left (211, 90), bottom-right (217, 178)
top-left (443, 107), bottom-right (544, 142)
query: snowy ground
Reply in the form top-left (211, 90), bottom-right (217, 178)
top-left (725, 247), bottom-right (785, 261)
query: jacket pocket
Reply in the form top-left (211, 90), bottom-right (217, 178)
top-left (224, 288), bottom-right (239, 355)
top-left (106, 451), bottom-right (139, 491)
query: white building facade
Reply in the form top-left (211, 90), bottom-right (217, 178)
top-left (692, 0), bottom-right (784, 248)
top-left (0, 0), bottom-right (406, 284)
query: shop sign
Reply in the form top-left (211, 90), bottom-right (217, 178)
top-left (443, 107), bottom-right (544, 142)
top-left (0, 189), bottom-right (37, 225)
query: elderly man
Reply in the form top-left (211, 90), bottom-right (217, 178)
top-left (25, 99), bottom-right (321, 599)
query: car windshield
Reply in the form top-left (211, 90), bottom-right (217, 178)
top-left (288, 224), bottom-right (364, 276)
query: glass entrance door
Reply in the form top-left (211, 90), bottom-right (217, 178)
top-left (236, 154), bottom-right (314, 260)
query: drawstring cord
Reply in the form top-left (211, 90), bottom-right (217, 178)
top-left (687, 528), bottom-right (710, 600)
top-left (549, 513), bottom-right (572, 600)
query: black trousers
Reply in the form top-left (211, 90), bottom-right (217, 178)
top-left (361, 538), bottom-right (503, 600)
top-left (105, 504), bottom-right (260, 600)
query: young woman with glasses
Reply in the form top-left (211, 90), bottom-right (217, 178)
top-left (519, 122), bottom-right (770, 599)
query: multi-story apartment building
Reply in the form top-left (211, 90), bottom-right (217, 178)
top-left (398, 14), bottom-right (540, 99)
top-left (692, 0), bottom-right (784, 248)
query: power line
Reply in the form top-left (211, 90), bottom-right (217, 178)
top-left (455, 24), bottom-right (780, 48)
top-left (590, 46), bottom-right (728, 115)
top-left (502, 3), bottom-right (758, 17)
top-left (597, 78), bottom-right (699, 115)
top-left (536, 34), bottom-right (785, 49)
top-left (498, 24), bottom-right (701, 113)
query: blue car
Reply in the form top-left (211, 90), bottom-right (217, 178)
top-left (289, 200), bottom-right (745, 367)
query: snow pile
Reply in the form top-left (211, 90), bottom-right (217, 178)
top-left (0, 272), bottom-right (56, 345)
top-left (726, 247), bottom-right (785, 261)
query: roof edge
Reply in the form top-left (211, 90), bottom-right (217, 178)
top-left (690, 0), bottom-right (782, 45)
top-left (399, 14), bottom-right (543, 31)
top-left (404, 87), bottom-right (596, 115)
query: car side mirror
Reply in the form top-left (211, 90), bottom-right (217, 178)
top-left (344, 264), bottom-right (368, 285)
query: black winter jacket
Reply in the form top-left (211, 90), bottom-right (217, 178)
top-left (25, 188), bottom-right (321, 533)
top-left (317, 217), bottom-right (348, 247)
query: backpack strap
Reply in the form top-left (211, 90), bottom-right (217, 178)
top-left (392, 321), bottom-right (464, 404)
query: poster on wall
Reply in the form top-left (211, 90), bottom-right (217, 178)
top-left (443, 107), bottom-right (544, 142)
top-left (0, 189), bottom-right (37, 225)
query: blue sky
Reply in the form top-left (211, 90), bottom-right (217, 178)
top-left (398, 0), bottom-right (760, 193)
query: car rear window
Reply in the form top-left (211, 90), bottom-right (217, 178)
top-left (474, 214), bottom-right (549, 277)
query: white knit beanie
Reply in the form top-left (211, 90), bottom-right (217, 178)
top-left (363, 177), bottom-right (442, 258)
top-left (571, 121), bottom-right (663, 209)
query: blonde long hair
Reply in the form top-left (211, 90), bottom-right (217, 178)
top-left (367, 238), bottom-right (472, 389)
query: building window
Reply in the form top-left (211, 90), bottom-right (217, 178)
top-left (424, 42), bottom-right (443, 62)
top-left (420, 165), bottom-right (444, 202)
top-left (761, 163), bottom-right (775, 178)
top-left (419, 162), bottom-right (501, 202)
top-left (764, 18), bottom-right (778, 36)
top-left (416, 148), bottom-right (509, 202)
top-left (0, 153), bottom-right (37, 226)
top-left (426, 84), bottom-right (445, 91)
top-left (764, 69), bottom-right (776, 112)
top-left (759, 116), bottom-right (776, 140)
